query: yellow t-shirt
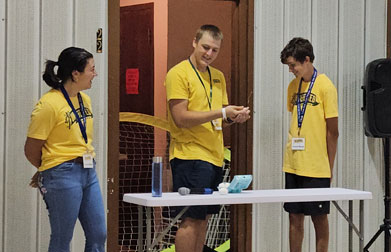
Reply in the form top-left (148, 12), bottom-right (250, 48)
top-left (283, 74), bottom-right (338, 178)
top-left (27, 89), bottom-right (95, 171)
top-left (165, 60), bottom-right (229, 167)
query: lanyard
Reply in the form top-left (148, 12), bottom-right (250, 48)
top-left (297, 68), bottom-right (317, 135)
top-left (60, 86), bottom-right (88, 144)
top-left (188, 58), bottom-right (213, 109)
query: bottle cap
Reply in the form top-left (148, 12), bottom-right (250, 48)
top-left (152, 156), bottom-right (163, 163)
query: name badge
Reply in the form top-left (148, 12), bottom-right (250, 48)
top-left (83, 153), bottom-right (94, 168)
top-left (292, 137), bottom-right (305, 150)
top-left (212, 119), bottom-right (222, 131)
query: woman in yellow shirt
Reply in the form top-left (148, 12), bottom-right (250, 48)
top-left (24, 47), bottom-right (106, 252)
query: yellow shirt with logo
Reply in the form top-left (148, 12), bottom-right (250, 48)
top-left (165, 60), bottom-right (228, 167)
top-left (27, 89), bottom-right (95, 171)
top-left (283, 73), bottom-right (338, 178)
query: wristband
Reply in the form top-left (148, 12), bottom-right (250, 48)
top-left (222, 108), bottom-right (227, 121)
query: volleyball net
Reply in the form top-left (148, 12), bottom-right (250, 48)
top-left (118, 112), bottom-right (231, 251)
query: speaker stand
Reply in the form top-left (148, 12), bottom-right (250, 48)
top-left (364, 138), bottom-right (391, 252)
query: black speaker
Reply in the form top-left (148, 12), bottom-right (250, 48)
top-left (362, 58), bottom-right (391, 137)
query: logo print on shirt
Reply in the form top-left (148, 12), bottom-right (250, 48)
top-left (291, 92), bottom-right (319, 107)
top-left (65, 107), bottom-right (93, 129)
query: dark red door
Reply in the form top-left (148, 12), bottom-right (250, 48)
top-left (120, 4), bottom-right (154, 114)
top-left (116, 4), bottom-right (154, 252)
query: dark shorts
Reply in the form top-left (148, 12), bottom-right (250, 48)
top-left (170, 158), bottom-right (223, 220)
top-left (283, 172), bottom-right (331, 216)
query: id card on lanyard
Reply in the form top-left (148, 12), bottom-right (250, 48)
top-left (188, 58), bottom-right (222, 131)
top-left (60, 86), bottom-right (94, 168)
top-left (292, 68), bottom-right (317, 151)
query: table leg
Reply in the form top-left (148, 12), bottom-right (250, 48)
top-left (332, 201), bottom-right (363, 252)
top-left (349, 200), bottom-right (353, 252)
top-left (147, 206), bottom-right (190, 251)
top-left (146, 207), bottom-right (152, 251)
top-left (359, 200), bottom-right (364, 252)
top-left (138, 206), bottom-right (143, 252)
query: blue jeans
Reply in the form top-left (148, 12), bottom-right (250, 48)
top-left (40, 161), bottom-right (106, 252)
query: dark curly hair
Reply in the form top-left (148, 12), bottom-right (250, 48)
top-left (280, 37), bottom-right (314, 64)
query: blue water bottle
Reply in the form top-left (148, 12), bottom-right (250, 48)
top-left (151, 156), bottom-right (163, 197)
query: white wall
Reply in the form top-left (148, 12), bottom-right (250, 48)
top-left (253, 0), bottom-right (386, 251)
top-left (0, 0), bottom-right (6, 250)
top-left (0, 0), bottom-right (387, 251)
top-left (0, 0), bottom-right (107, 251)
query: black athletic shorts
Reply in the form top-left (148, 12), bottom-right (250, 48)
top-left (170, 158), bottom-right (223, 220)
top-left (283, 172), bottom-right (330, 215)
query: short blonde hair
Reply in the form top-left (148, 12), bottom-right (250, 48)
top-left (195, 24), bottom-right (223, 42)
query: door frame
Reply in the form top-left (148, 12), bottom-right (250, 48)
top-left (107, 0), bottom-right (120, 251)
top-left (107, 1), bottom-right (254, 251)
top-left (229, 1), bottom-right (254, 251)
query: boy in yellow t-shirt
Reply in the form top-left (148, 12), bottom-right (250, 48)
top-left (281, 37), bottom-right (339, 252)
top-left (164, 25), bottom-right (250, 252)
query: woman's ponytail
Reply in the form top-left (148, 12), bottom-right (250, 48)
top-left (42, 60), bottom-right (61, 89)
top-left (42, 47), bottom-right (93, 89)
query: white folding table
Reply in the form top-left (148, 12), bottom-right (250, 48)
top-left (123, 188), bottom-right (372, 252)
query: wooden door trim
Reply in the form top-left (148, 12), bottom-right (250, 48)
top-left (230, 0), bottom-right (254, 252)
top-left (107, 0), bottom-right (120, 251)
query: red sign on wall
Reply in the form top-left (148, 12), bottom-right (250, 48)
top-left (126, 68), bottom-right (139, 94)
